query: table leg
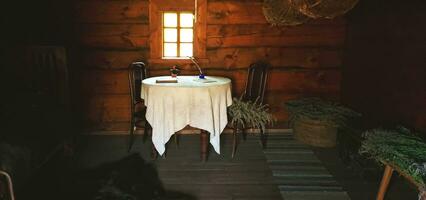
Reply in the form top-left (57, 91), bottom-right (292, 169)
top-left (200, 130), bottom-right (209, 162)
top-left (376, 165), bottom-right (394, 200)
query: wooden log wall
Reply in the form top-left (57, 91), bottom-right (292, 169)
top-left (73, 0), bottom-right (345, 131)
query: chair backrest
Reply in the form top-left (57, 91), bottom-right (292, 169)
top-left (24, 46), bottom-right (69, 106)
top-left (242, 61), bottom-right (270, 104)
top-left (128, 62), bottom-right (148, 106)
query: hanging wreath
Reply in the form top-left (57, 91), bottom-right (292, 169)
top-left (263, 0), bottom-right (309, 26)
top-left (289, 0), bottom-right (359, 19)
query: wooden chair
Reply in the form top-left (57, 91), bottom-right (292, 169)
top-left (25, 46), bottom-right (69, 106)
top-left (127, 62), bottom-right (178, 156)
top-left (128, 62), bottom-right (151, 153)
top-left (232, 61), bottom-right (270, 158)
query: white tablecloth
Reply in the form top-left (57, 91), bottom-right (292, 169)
top-left (141, 76), bottom-right (232, 155)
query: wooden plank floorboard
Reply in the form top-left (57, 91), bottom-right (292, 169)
top-left (280, 191), bottom-right (351, 200)
top-left (74, 134), bottom-right (281, 199)
top-left (131, 134), bottom-right (283, 199)
top-left (163, 184), bottom-right (282, 199)
top-left (269, 162), bottom-right (324, 170)
top-left (157, 164), bottom-right (273, 172)
top-left (263, 133), bottom-right (351, 200)
top-left (159, 173), bottom-right (277, 185)
top-left (75, 133), bottom-right (352, 200)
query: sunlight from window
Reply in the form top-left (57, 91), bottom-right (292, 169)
top-left (163, 13), bottom-right (177, 27)
top-left (180, 43), bottom-right (193, 57)
top-left (164, 43), bottom-right (177, 57)
top-left (164, 28), bottom-right (177, 42)
top-left (180, 13), bottom-right (194, 27)
top-left (180, 29), bottom-right (193, 42)
top-left (163, 12), bottom-right (194, 58)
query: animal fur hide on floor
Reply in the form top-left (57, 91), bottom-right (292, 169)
top-left (20, 153), bottom-right (196, 200)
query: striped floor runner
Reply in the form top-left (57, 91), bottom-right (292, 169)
top-left (263, 133), bottom-right (351, 200)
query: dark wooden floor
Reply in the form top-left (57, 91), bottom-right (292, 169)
top-left (72, 132), bottom-right (419, 200)
top-left (312, 147), bottom-right (419, 200)
top-left (75, 134), bottom-right (283, 200)
top-left (264, 133), bottom-right (350, 200)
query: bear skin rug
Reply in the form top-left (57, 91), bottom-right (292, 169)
top-left (19, 153), bottom-right (196, 200)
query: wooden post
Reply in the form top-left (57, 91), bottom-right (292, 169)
top-left (376, 165), bottom-right (394, 200)
top-left (200, 130), bottom-right (209, 162)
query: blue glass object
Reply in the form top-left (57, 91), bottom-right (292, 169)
top-left (199, 73), bottom-right (205, 79)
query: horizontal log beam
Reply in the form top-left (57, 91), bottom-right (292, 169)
top-left (81, 94), bottom-right (131, 123)
top-left (76, 49), bottom-right (342, 71)
top-left (267, 69), bottom-right (341, 93)
top-left (207, 24), bottom-right (345, 38)
top-left (206, 47), bottom-right (342, 69)
top-left (80, 70), bottom-right (129, 95)
top-left (208, 1), bottom-right (266, 25)
top-left (79, 50), bottom-right (148, 69)
top-left (207, 1), bottom-right (345, 25)
top-left (75, 24), bottom-right (149, 37)
top-left (207, 32), bottom-right (345, 48)
top-left (77, 35), bottom-right (149, 49)
top-left (74, 0), bottom-right (149, 24)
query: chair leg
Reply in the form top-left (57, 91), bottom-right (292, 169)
top-left (0, 170), bottom-right (15, 200)
top-left (232, 127), bottom-right (239, 158)
top-left (143, 121), bottom-right (150, 143)
top-left (128, 118), bottom-right (136, 152)
top-left (260, 129), bottom-right (268, 149)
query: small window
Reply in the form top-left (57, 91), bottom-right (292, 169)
top-left (163, 12), bottom-right (194, 58)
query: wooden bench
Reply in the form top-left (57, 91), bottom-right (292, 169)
top-left (376, 161), bottom-right (425, 200)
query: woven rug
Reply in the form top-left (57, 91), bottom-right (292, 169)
top-left (263, 133), bottom-right (351, 200)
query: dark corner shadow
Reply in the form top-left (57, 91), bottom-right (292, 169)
top-left (20, 153), bottom-right (197, 200)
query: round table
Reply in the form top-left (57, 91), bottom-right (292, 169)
top-left (141, 76), bottom-right (233, 159)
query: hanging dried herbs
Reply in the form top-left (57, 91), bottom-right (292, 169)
top-left (290, 0), bottom-right (359, 19)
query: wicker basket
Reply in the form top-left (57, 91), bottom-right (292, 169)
top-left (263, 0), bottom-right (310, 26)
top-left (290, 0), bottom-right (359, 19)
top-left (293, 118), bottom-right (337, 147)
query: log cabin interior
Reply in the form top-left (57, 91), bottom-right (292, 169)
top-left (0, 0), bottom-right (425, 199)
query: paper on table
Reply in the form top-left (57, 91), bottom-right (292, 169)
top-left (193, 78), bottom-right (217, 83)
top-left (156, 79), bottom-right (178, 83)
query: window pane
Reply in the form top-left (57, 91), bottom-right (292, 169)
top-left (164, 43), bottom-right (177, 57)
top-left (164, 28), bottom-right (177, 42)
top-left (180, 13), bottom-right (194, 27)
top-left (164, 13), bottom-right (177, 27)
top-left (180, 43), bottom-right (193, 57)
top-left (180, 29), bottom-right (193, 42)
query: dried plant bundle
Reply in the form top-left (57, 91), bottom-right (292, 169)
top-left (360, 127), bottom-right (426, 187)
top-left (228, 96), bottom-right (274, 132)
top-left (285, 97), bottom-right (361, 128)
